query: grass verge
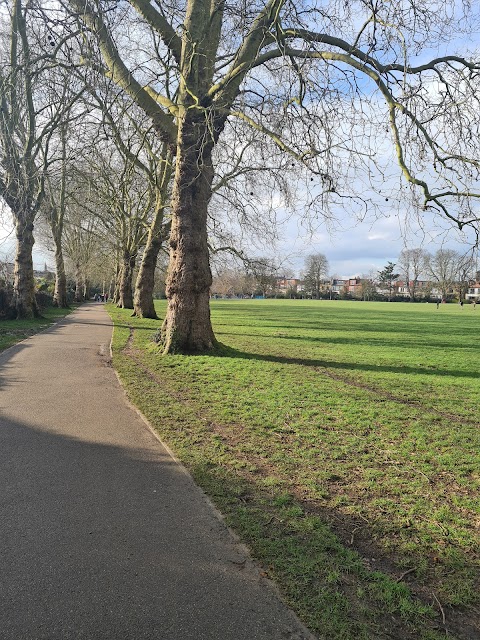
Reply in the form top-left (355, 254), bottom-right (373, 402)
top-left (0, 306), bottom-right (76, 353)
top-left (108, 300), bottom-right (480, 640)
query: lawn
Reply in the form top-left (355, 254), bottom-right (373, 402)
top-left (0, 306), bottom-right (75, 352)
top-left (108, 300), bottom-right (480, 640)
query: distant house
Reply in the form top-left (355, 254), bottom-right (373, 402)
top-left (330, 278), bottom-right (346, 296)
top-left (393, 279), bottom-right (434, 299)
top-left (0, 261), bottom-right (54, 286)
top-left (276, 277), bottom-right (304, 294)
top-left (346, 277), bottom-right (362, 296)
top-left (466, 283), bottom-right (480, 300)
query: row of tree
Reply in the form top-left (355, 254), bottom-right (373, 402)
top-left (303, 248), bottom-right (480, 301)
top-left (378, 248), bottom-right (477, 301)
top-left (211, 248), bottom-right (478, 300)
top-left (2, 1), bottom-right (480, 351)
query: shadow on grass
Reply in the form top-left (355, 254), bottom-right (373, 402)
top-left (189, 458), bottom-right (479, 640)
top-left (113, 343), bottom-right (480, 640)
top-left (217, 331), bottom-right (478, 353)
top-left (211, 343), bottom-right (480, 380)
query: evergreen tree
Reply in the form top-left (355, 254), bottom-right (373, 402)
top-left (378, 262), bottom-right (399, 301)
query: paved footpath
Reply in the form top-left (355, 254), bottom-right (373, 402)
top-left (0, 303), bottom-right (315, 640)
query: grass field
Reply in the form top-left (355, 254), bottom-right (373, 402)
top-left (0, 306), bottom-right (75, 352)
top-left (109, 300), bottom-right (479, 640)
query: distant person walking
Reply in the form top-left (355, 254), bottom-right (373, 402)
top-left (436, 300), bottom-right (440, 309)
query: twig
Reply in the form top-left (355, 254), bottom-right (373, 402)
top-left (350, 526), bottom-right (361, 545)
top-left (432, 591), bottom-right (446, 625)
top-left (396, 568), bottom-right (416, 582)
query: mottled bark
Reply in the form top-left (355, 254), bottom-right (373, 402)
top-left (117, 251), bottom-right (136, 309)
top-left (52, 229), bottom-right (68, 307)
top-left (133, 226), bottom-right (163, 319)
top-left (159, 115), bottom-right (217, 353)
top-left (12, 217), bottom-right (38, 318)
top-left (74, 262), bottom-right (84, 302)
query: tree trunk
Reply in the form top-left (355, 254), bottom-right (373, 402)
top-left (111, 261), bottom-right (120, 305)
top-left (133, 225), bottom-right (163, 319)
top-left (117, 250), bottom-right (136, 309)
top-left (12, 216), bottom-right (38, 319)
top-left (74, 262), bottom-right (84, 302)
top-left (159, 116), bottom-right (217, 354)
top-left (83, 279), bottom-right (89, 300)
top-left (52, 230), bottom-right (68, 307)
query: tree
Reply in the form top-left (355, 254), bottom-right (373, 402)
top-left (0, 0), bottom-right (82, 317)
top-left (302, 253), bottom-right (329, 299)
top-left (61, 0), bottom-right (480, 352)
top-left (397, 248), bottom-right (427, 302)
top-left (425, 249), bottom-right (472, 301)
top-left (359, 276), bottom-right (377, 302)
top-left (456, 255), bottom-right (475, 302)
top-left (378, 262), bottom-right (399, 302)
top-left (0, 0), bottom-right (50, 317)
top-left (87, 88), bottom-right (173, 318)
top-left (248, 258), bottom-right (278, 298)
top-left (62, 203), bottom-right (105, 302)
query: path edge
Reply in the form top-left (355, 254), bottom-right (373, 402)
top-left (107, 330), bottom-right (319, 640)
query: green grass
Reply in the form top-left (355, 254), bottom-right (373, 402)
top-left (108, 300), bottom-right (480, 640)
top-left (0, 306), bottom-right (76, 352)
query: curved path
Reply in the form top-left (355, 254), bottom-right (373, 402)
top-left (0, 303), bottom-right (314, 640)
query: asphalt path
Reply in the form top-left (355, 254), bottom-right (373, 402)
top-left (0, 303), bottom-right (315, 640)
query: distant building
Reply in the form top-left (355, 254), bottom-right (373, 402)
top-left (466, 283), bottom-right (480, 300)
top-left (276, 277), bottom-right (304, 294)
top-left (330, 278), bottom-right (346, 296)
top-left (346, 277), bottom-right (362, 296)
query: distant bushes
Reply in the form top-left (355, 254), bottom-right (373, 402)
top-left (0, 287), bottom-right (11, 318)
top-left (0, 286), bottom-right (55, 319)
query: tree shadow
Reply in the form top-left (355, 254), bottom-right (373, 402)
top-left (211, 343), bottom-right (479, 379)
top-left (217, 331), bottom-right (480, 353)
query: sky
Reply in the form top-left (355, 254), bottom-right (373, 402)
top-left (1, 2), bottom-right (479, 280)
top-left (273, 210), bottom-right (478, 278)
top-left (1, 200), bottom-right (478, 280)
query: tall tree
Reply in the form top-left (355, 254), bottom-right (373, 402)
top-left (397, 248), bottom-right (427, 302)
top-left (0, 0), bottom-right (47, 317)
top-left (303, 253), bottom-right (329, 299)
top-left (63, 0), bottom-right (480, 351)
top-left (0, 0), bottom-right (80, 317)
top-left (248, 258), bottom-right (278, 298)
top-left (87, 88), bottom-right (173, 318)
top-left (378, 262), bottom-right (399, 302)
top-left (425, 249), bottom-right (470, 301)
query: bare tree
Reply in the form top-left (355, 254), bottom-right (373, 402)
top-left (359, 274), bottom-right (377, 301)
top-left (425, 249), bottom-right (464, 301)
top-left (0, 0), bottom-right (50, 317)
top-left (87, 88), bottom-right (173, 317)
top-left (60, 0), bottom-right (480, 351)
top-left (455, 254), bottom-right (475, 302)
top-left (302, 253), bottom-right (329, 299)
top-left (247, 257), bottom-right (278, 297)
top-left (62, 204), bottom-right (103, 301)
top-left (397, 248), bottom-right (427, 302)
top-left (0, 0), bottom-right (82, 316)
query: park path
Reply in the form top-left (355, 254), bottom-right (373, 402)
top-left (0, 303), bottom-right (313, 640)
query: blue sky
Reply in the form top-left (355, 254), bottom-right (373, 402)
top-left (1, 201), bottom-right (478, 279)
top-left (269, 202), bottom-right (479, 278)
